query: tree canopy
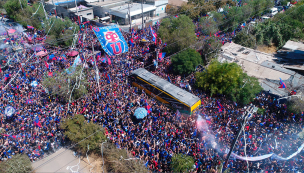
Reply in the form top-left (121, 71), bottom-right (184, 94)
top-left (194, 36), bottom-right (221, 63)
top-left (233, 2), bottom-right (304, 49)
top-left (45, 17), bottom-right (78, 46)
top-left (158, 15), bottom-right (197, 54)
top-left (60, 114), bottom-right (107, 154)
top-left (0, 154), bottom-right (32, 173)
top-left (171, 48), bottom-right (202, 75)
top-left (287, 97), bottom-right (304, 115)
top-left (195, 60), bottom-right (262, 105)
top-left (103, 143), bottom-right (148, 173)
top-left (42, 66), bottom-right (89, 103)
top-left (171, 154), bottom-right (195, 172)
top-left (4, 0), bottom-right (78, 46)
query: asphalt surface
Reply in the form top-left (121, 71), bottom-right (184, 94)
top-left (32, 148), bottom-right (92, 173)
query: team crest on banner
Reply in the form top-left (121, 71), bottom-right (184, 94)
top-left (93, 25), bottom-right (128, 56)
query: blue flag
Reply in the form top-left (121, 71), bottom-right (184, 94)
top-left (93, 25), bottom-right (128, 56)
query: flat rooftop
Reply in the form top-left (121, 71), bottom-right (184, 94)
top-left (282, 40), bottom-right (304, 51)
top-left (110, 3), bottom-right (156, 18)
top-left (220, 42), bottom-right (304, 97)
top-left (68, 5), bottom-right (92, 12)
top-left (87, 0), bottom-right (129, 7)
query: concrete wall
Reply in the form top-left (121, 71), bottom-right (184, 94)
top-left (155, 4), bottom-right (166, 15)
top-left (155, 0), bottom-right (168, 6)
top-left (74, 9), bottom-right (94, 20)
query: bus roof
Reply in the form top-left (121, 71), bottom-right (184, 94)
top-left (131, 68), bottom-right (200, 107)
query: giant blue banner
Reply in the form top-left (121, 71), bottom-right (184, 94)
top-left (93, 25), bottom-right (128, 56)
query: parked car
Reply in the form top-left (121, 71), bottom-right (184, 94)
top-left (268, 7), bottom-right (278, 17)
top-left (262, 16), bottom-right (270, 21)
top-left (274, 6), bottom-right (284, 12)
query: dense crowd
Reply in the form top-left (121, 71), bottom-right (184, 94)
top-left (0, 17), bottom-right (303, 173)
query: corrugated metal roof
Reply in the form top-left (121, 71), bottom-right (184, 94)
top-left (131, 68), bottom-right (200, 107)
top-left (260, 61), bottom-right (296, 76)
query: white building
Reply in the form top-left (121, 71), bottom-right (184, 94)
top-left (68, 5), bottom-right (94, 20)
top-left (87, 0), bottom-right (168, 25)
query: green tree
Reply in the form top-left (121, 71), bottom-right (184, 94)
top-left (233, 0), bottom-right (304, 49)
top-left (0, 154), bottom-right (32, 173)
top-left (45, 17), bottom-right (78, 46)
top-left (179, 3), bottom-right (200, 19)
top-left (158, 15), bottom-right (197, 53)
top-left (195, 60), bottom-right (262, 105)
top-left (257, 108), bottom-right (266, 115)
top-left (194, 36), bottom-right (221, 63)
top-left (171, 48), bottom-right (202, 75)
top-left (4, 0), bottom-right (77, 46)
top-left (287, 97), bottom-right (304, 114)
top-left (42, 66), bottom-right (88, 102)
top-left (199, 15), bottom-right (219, 36)
top-left (233, 28), bottom-right (256, 48)
top-left (5, 0), bottom-right (45, 29)
top-left (171, 154), bottom-right (194, 172)
top-left (60, 114), bottom-right (106, 154)
top-left (103, 143), bottom-right (148, 173)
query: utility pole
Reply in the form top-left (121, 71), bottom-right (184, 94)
top-left (92, 42), bottom-right (101, 93)
top-left (128, 1), bottom-right (132, 32)
top-left (223, 106), bottom-right (258, 169)
top-left (75, 0), bottom-right (79, 23)
top-left (141, 0), bottom-right (144, 30)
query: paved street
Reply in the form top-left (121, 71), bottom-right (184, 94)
top-left (32, 148), bottom-right (93, 173)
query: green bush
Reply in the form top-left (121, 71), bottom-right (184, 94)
top-left (0, 154), bottom-right (32, 173)
top-left (60, 114), bottom-right (107, 154)
top-left (103, 143), bottom-right (148, 173)
top-left (42, 66), bottom-right (88, 102)
top-left (171, 48), bottom-right (202, 75)
top-left (257, 108), bottom-right (266, 115)
top-left (287, 97), bottom-right (304, 114)
top-left (171, 154), bottom-right (194, 172)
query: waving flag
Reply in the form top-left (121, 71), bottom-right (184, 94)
top-left (278, 78), bottom-right (286, 88)
top-left (27, 25), bottom-right (34, 29)
top-left (61, 54), bottom-right (67, 61)
top-left (93, 25), bottom-right (128, 56)
top-left (107, 74), bottom-right (111, 84)
top-left (34, 118), bottom-right (42, 127)
top-left (158, 52), bottom-right (166, 61)
top-left (44, 61), bottom-right (49, 69)
top-left (142, 48), bottom-right (148, 56)
top-left (96, 52), bottom-right (101, 61)
top-left (106, 55), bottom-right (111, 65)
top-left (149, 25), bottom-right (157, 44)
top-left (217, 101), bottom-right (223, 112)
top-left (48, 54), bottom-right (57, 61)
top-left (129, 38), bottom-right (135, 47)
top-left (145, 100), bottom-right (152, 114)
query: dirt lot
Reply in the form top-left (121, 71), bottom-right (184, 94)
top-left (257, 44), bottom-right (277, 54)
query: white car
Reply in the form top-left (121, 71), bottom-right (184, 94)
top-left (262, 16), bottom-right (270, 21)
top-left (268, 7), bottom-right (278, 17)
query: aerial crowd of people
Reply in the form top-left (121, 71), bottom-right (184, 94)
top-left (0, 16), bottom-right (303, 173)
